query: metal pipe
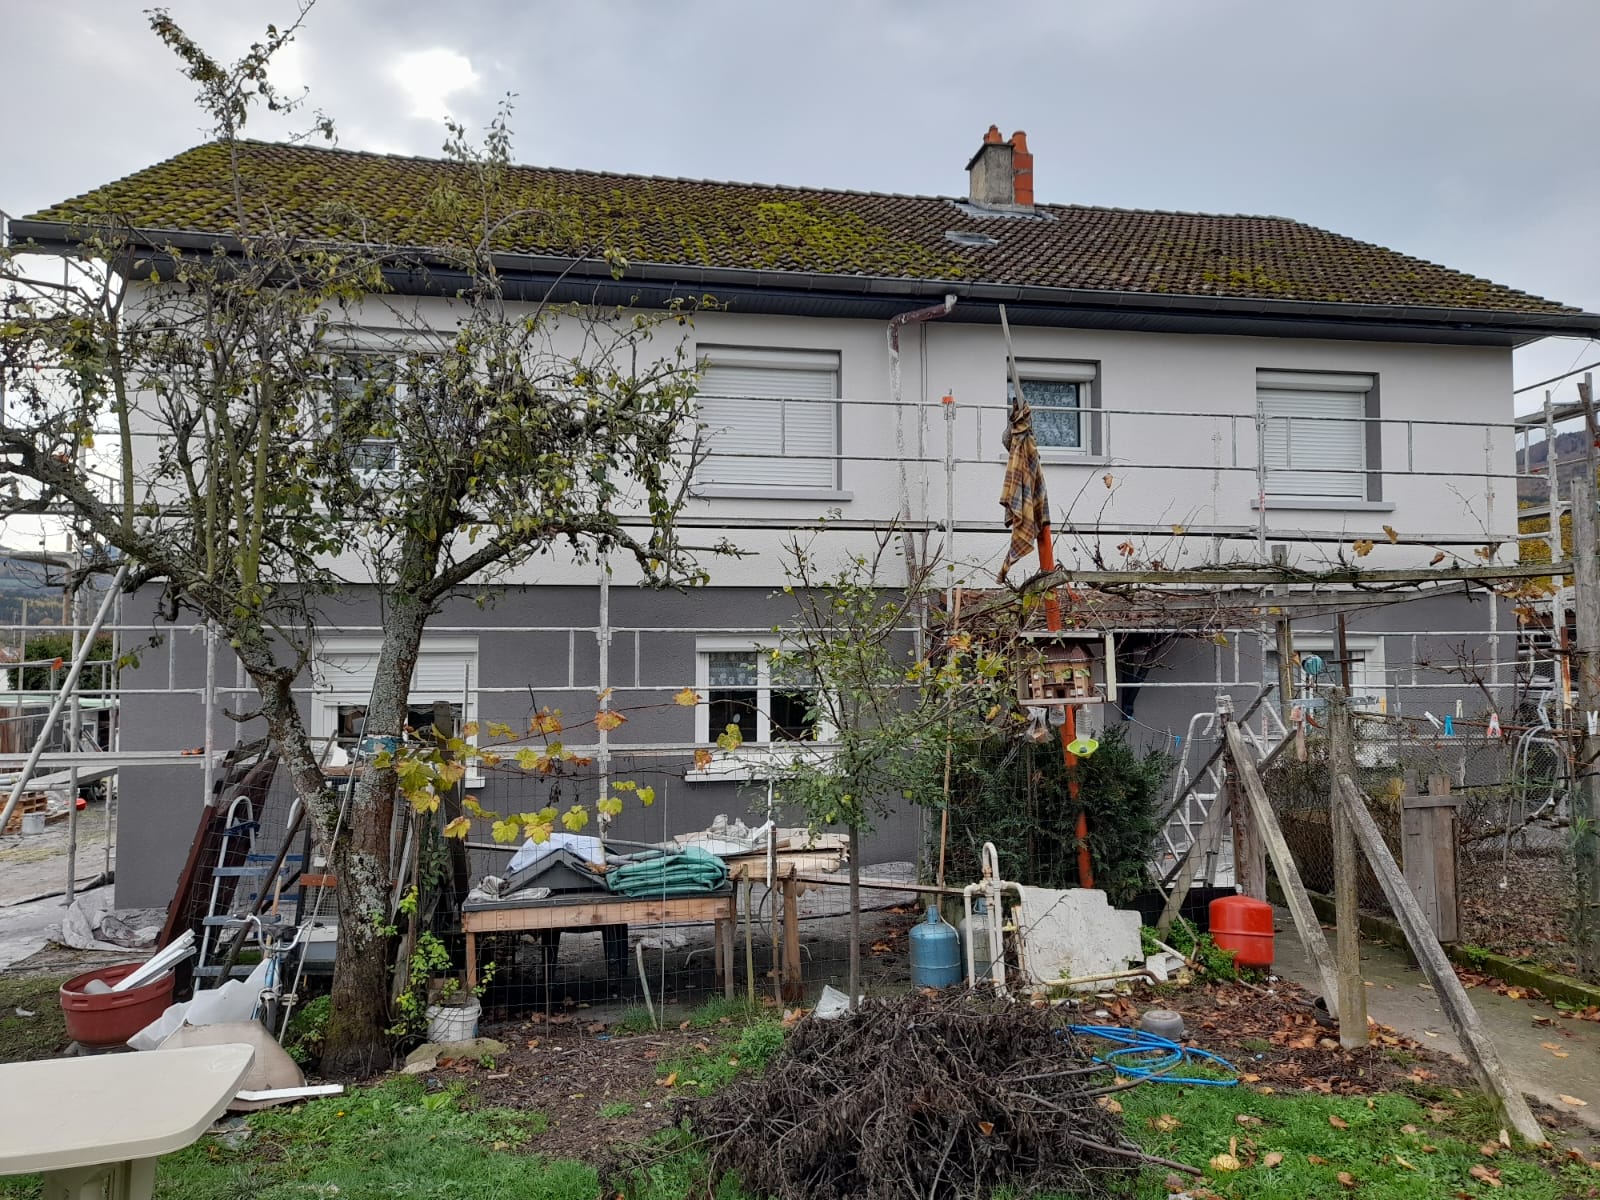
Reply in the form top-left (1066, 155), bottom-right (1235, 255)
top-left (0, 562), bottom-right (128, 835)
top-left (887, 294), bottom-right (955, 657)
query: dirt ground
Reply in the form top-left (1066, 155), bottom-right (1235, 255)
top-left (1457, 848), bottom-right (1579, 974)
top-left (442, 977), bottom-right (1508, 1167)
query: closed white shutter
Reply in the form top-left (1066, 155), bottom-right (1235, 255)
top-left (315, 637), bottom-right (477, 700)
top-left (1257, 373), bottom-right (1372, 500)
top-left (698, 350), bottom-right (839, 488)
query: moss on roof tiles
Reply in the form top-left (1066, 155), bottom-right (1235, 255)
top-left (24, 139), bottom-right (1575, 315)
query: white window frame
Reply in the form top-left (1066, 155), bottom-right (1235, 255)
top-left (1256, 370), bottom-right (1376, 504)
top-left (1288, 634), bottom-right (1386, 712)
top-left (689, 636), bottom-right (835, 782)
top-left (1009, 359), bottom-right (1097, 458)
top-left (693, 346), bottom-right (844, 496)
top-left (310, 635), bottom-right (484, 787)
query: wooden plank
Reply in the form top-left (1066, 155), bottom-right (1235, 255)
top-left (1229, 770), bottom-right (1267, 901)
top-left (782, 872), bottom-right (803, 1004)
top-left (1223, 723), bottom-right (1340, 1017)
top-left (461, 894), bottom-right (730, 934)
top-left (1335, 774), bottom-right (1543, 1144)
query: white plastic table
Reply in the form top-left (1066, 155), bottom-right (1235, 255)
top-left (0, 1043), bottom-right (254, 1200)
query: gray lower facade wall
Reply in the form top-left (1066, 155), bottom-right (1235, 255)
top-left (110, 583), bottom-right (1511, 908)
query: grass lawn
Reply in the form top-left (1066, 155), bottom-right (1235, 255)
top-left (1, 1007), bottom-right (1594, 1199)
top-left (0, 975), bottom-right (68, 1063)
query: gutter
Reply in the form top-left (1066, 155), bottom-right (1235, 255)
top-left (10, 217), bottom-right (1599, 343)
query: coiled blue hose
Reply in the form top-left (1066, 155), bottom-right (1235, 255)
top-left (1064, 1025), bottom-right (1239, 1087)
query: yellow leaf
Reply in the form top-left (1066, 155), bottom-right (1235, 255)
top-left (716, 723), bottom-right (744, 752)
top-left (659, 1072), bottom-right (677, 1087)
top-left (442, 815), bottom-right (471, 839)
top-left (673, 686), bottom-right (701, 707)
top-left (1208, 1153), bottom-right (1240, 1173)
top-left (487, 721), bottom-right (515, 739)
top-left (597, 687), bottom-right (613, 703)
top-left (1153, 1114), bottom-right (1180, 1132)
top-left (1263, 1152), bottom-right (1284, 1168)
top-left (1352, 538), bottom-right (1375, 557)
top-left (1170, 523), bottom-right (1185, 536)
top-left (694, 748), bottom-right (714, 769)
top-left (561, 805), bottom-right (590, 832)
top-left (461, 721), bottom-right (480, 737)
top-left (594, 709), bottom-right (627, 733)
top-left (490, 818), bottom-right (521, 844)
top-left (1211, 632), bottom-right (1229, 646)
top-left (638, 785), bottom-right (655, 807)
top-left (1382, 524), bottom-right (1399, 544)
top-left (597, 796), bottom-right (624, 817)
top-left (529, 708), bottom-right (563, 735)
top-left (1560, 1094), bottom-right (1589, 1106)
top-left (1095, 1096), bottom-right (1123, 1114)
top-left (1394, 1155), bottom-right (1416, 1171)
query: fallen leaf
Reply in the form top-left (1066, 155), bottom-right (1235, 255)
top-left (1209, 1153), bottom-right (1241, 1173)
top-left (658, 1072), bottom-right (677, 1087)
top-left (1469, 1163), bottom-right (1502, 1187)
top-left (1560, 1094), bottom-right (1590, 1107)
top-left (1263, 1151), bottom-right (1283, 1168)
top-left (1329, 1114), bottom-right (1349, 1130)
top-left (1242, 1072), bottom-right (1261, 1083)
top-left (1554, 1050), bottom-right (1570, 1058)
top-left (1154, 1114), bottom-right (1181, 1132)
top-left (1479, 1142), bottom-right (1499, 1158)
top-left (1401, 1125), bottom-right (1421, 1135)
top-left (1307, 1154), bottom-right (1331, 1165)
top-left (1337, 1171), bottom-right (1357, 1188)
top-left (1236, 1114), bottom-right (1263, 1127)
top-left (977, 1121), bottom-right (995, 1137)
top-left (1395, 1155), bottom-right (1417, 1171)
top-left (1541, 1042), bottom-right (1563, 1050)
top-left (1498, 1129), bottom-right (1511, 1148)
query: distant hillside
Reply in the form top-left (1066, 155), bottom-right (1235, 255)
top-left (1518, 429), bottom-right (1596, 504)
top-left (0, 556), bottom-right (67, 626)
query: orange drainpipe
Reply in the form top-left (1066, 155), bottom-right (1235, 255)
top-left (1035, 520), bottom-right (1093, 888)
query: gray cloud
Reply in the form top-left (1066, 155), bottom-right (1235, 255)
top-left (4, 0), bottom-right (1594, 404)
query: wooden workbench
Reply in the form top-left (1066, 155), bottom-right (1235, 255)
top-left (461, 888), bottom-right (738, 997)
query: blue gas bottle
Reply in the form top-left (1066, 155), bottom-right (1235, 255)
top-left (909, 906), bottom-right (962, 988)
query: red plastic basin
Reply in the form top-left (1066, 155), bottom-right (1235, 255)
top-left (1209, 894), bottom-right (1275, 969)
top-left (59, 962), bottom-right (176, 1047)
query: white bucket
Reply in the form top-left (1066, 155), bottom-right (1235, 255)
top-left (426, 997), bottom-right (481, 1043)
top-left (19, 813), bottom-right (45, 836)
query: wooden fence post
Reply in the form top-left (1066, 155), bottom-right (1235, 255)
top-left (1335, 773), bottom-right (1543, 1145)
top-left (1329, 693), bottom-right (1368, 1049)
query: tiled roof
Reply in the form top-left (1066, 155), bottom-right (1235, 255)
top-left (21, 140), bottom-right (1577, 315)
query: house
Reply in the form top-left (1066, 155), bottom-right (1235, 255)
top-left (11, 127), bottom-right (1599, 908)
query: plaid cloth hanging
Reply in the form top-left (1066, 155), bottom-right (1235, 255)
top-left (998, 390), bottom-right (1050, 583)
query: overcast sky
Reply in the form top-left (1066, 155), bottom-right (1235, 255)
top-left (2, 0), bottom-right (1596, 410)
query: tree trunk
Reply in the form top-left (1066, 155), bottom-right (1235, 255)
top-left (847, 823), bottom-right (861, 1011)
top-left (319, 591), bottom-right (429, 1074)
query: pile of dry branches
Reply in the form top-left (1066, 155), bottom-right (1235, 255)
top-left (672, 992), bottom-right (1191, 1200)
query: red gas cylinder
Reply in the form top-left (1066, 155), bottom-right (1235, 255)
top-left (1208, 895), bottom-right (1275, 969)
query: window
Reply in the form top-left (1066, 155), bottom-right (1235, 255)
top-left (695, 641), bottom-right (821, 745)
top-left (695, 347), bottom-right (840, 490)
top-left (1007, 360), bottom-right (1097, 454)
top-left (324, 353), bottom-right (442, 487)
top-left (1286, 635), bottom-right (1387, 712)
top-left (1257, 371), bottom-right (1376, 501)
top-left (311, 635), bottom-right (482, 784)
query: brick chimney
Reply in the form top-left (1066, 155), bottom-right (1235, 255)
top-left (965, 126), bottom-right (1034, 211)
